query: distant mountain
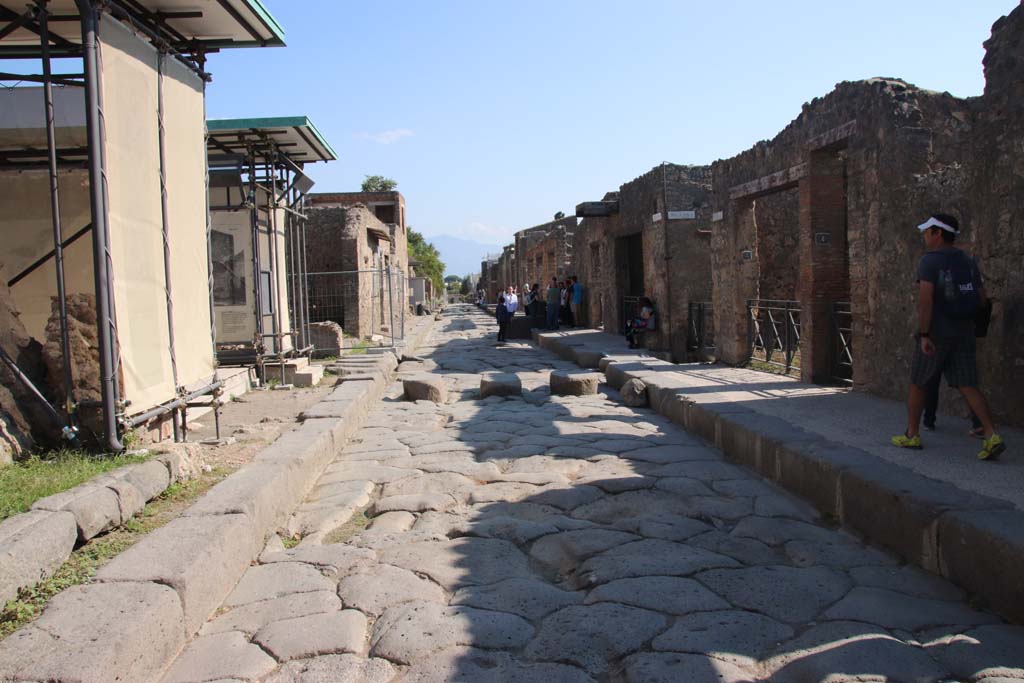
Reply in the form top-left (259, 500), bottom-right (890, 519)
top-left (428, 233), bottom-right (505, 278)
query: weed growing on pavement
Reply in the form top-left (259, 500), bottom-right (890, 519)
top-left (323, 509), bottom-right (370, 544)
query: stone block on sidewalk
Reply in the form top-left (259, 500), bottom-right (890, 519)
top-left (550, 369), bottom-right (602, 396)
top-left (480, 372), bottom-right (522, 398)
top-left (95, 513), bottom-right (259, 633)
top-left (0, 582), bottom-right (184, 683)
top-left (404, 375), bottom-right (447, 403)
top-left (0, 510), bottom-right (77, 605)
top-left (620, 378), bottom-right (648, 407)
top-left (32, 483), bottom-right (121, 541)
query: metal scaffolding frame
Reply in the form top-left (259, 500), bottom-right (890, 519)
top-left (206, 118), bottom-right (335, 385)
top-left (0, 0), bottom-right (283, 449)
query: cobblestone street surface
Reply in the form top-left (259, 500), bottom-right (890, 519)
top-left (164, 306), bottom-right (1024, 683)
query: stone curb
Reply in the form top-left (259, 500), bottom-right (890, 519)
top-left (0, 447), bottom-right (196, 606)
top-left (534, 330), bottom-right (1024, 624)
top-left (0, 315), bottom-right (437, 683)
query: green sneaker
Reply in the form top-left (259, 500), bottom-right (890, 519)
top-left (978, 434), bottom-right (1006, 461)
top-left (891, 433), bottom-right (922, 450)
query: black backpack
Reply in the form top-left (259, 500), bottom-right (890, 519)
top-left (937, 252), bottom-right (981, 320)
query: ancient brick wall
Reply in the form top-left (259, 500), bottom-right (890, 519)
top-left (571, 210), bottom-right (617, 331)
top-left (575, 165), bottom-right (712, 356)
top-left (515, 218), bottom-right (577, 289)
top-left (708, 60), bottom-right (1024, 422)
top-left (304, 205), bottom-right (387, 339)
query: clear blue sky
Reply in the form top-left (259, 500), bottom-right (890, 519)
top-left (206, 1), bottom-right (1015, 248)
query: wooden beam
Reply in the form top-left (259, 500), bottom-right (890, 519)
top-left (729, 162), bottom-right (807, 200)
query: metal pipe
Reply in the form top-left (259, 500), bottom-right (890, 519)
top-left (267, 154), bottom-right (285, 383)
top-left (387, 266), bottom-right (396, 348)
top-left (300, 219), bottom-right (311, 354)
top-left (247, 148), bottom-right (265, 383)
top-left (76, 0), bottom-right (123, 452)
top-left (200, 52), bottom-right (221, 396)
top-left (38, 2), bottom-right (76, 425)
top-left (156, 50), bottom-right (180, 393)
top-left (0, 344), bottom-right (68, 436)
top-left (124, 379), bottom-right (223, 428)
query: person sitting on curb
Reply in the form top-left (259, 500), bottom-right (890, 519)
top-left (625, 297), bottom-right (655, 349)
top-left (891, 213), bottom-right (1005, 460)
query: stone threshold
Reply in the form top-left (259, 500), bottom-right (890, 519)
top-left (534, 329), bottom-right (1024, 625)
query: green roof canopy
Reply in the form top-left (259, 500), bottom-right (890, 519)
top-left (207, 116), bottom-right (337, 164)
top-left (0, 0), bottom-right (285, 57)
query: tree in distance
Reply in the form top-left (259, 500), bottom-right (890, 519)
top-left (554, 211), bottom-right (565, 220)
top-left (408, 228), bottom-right (445, 293)
top-left (362, 175), bottom-right (398, 192)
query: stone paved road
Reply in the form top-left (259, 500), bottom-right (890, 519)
top-left (163, 306), bottom-right (1024, 683)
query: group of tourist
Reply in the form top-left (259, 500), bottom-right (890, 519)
top-left (492, 276), bottom-right (583, 342)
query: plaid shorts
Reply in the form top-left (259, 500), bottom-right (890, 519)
top-left (910, 335), bottom-right (978, 388)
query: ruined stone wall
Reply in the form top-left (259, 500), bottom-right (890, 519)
top-left (571, 213), bottom-right (616, 330)
top-left (966, 2), bottom-right (1024, 424)
top-left (517, 223), bottom-right (575, 289)
top-left (754, 189), bottom-right (801, 301)
top-left (615, 164), bottom-right (713, 357)
top-left (0, 273), bottom-right (59, 459)
top-left (304, 205), bottom-right (381, 339)
top-left (707, 71), bottom-right (1022, 418)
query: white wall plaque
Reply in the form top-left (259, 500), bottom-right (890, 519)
top-left (651, 212), bottom-right (663, 222)
top-left (668, 210), bottom-right (696, 220)
top-left (712, 211), bottom-right (724, 222)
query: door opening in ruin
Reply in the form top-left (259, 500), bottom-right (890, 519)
top-left (616, 233), bottom-right (645, 331)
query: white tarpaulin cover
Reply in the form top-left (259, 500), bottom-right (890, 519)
top-left (100, 17), bottom-right (215, 413)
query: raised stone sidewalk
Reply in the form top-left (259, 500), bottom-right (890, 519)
top-left (0, 315), bottom-right (437, 683)
top-left (535, 328), bottom-right (1024, 622)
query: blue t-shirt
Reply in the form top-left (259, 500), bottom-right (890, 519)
top-left (572, 282), bottom-right (583, 305)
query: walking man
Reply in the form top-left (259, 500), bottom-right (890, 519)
top-left (891, 214), bottom-right (1005, 460)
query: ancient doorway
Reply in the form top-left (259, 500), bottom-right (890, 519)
top-left (615, 232), bottom-right (645, 332)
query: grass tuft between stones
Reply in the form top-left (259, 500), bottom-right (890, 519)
top-left (323, 508), bottom-right (371, 545)
top-left (0, 466), bottom-right (229, 640)
top-left (0, 449), bottom-right (149, 522)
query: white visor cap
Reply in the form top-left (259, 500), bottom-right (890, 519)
top-left (917, 216), bottom-right (959, 234)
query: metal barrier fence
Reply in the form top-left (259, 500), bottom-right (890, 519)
top-left (747, 299), bottom-right (801, 374)
top-left (687, 302), bottom-right (715, 359)
top-left (831, 301), bottom-right (853, 384)
top-left (297, 267), bottom-right (406, 354)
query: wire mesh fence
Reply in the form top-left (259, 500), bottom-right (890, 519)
top-left (296, 267), bottom-right (406, 355)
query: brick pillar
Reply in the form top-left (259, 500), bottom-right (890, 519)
top-left (798, 151), bottom-right (849, 384)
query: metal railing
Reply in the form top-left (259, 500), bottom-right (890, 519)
top-left (831, 301), bottom-right (853, 384)
top-left (300, 267), bottom-right (406, 354)
top-left (687, 301), bottom-right (715, 359)
top-left (747, 299), bottom-right (801, 373)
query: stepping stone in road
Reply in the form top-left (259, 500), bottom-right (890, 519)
top-left (550, 369), bottom-right (603, 396)
top-left (403, 375), bottom-right (447, 403)
top-left (480, 372), bottom-right (522, 398)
